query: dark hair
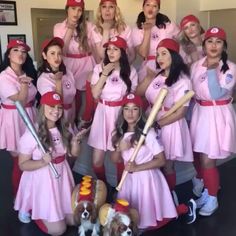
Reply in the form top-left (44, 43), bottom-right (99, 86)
top-left (0, 48), bottom-right (37, 85)
top-left (112, 107), bottom-right (146, 148)
top-left (136, 11), bottom-right (170, 29)
top-left (203, 39), bottom-right (229, 74)
top-left (156, 49), bottom-right (190, 87)
top-left (38, 41), bottom-right (66, 77)
top-left (103, 48), bottom-right (132, 93)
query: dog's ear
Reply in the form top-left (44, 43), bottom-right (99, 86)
top-left (130, 220), bottom-right (138, 236)
top-left (110, 217), bottom-right (120, 236)
top-left (73, 205), bottom-right (81, 226)
top-left (90, 202), bottom-right (97, 224)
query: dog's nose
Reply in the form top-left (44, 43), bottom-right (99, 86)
top-left (127, 230), bottom-right (132, 235)
top-left (83, 212), bottom-right (88, 217)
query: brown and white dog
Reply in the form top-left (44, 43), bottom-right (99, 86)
top-left (74, 200), bottom-right (100, 236)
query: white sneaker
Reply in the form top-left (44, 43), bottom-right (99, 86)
top-left (18, 211), bottom-right (31, 223)
top-left (199, 196), bottom-right (218, 216)
top-left (192, 177), bottom-right (204, 197)
top-left (172, 190), bottom-right (179, 206)
top-left (195, 188), bottom-right (209, 208)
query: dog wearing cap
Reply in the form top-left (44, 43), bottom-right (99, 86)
top-left (99, 199), bottom-right (139, 236)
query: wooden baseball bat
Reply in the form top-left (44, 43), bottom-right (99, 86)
top-left (15, 101), bottom-right (60, 178)
top-left (116, 88), bottom-right (168, 191)
top-left (161, 90), bottom-right (195, 118)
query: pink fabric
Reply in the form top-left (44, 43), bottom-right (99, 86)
top-left (37, 71), bottom-right (76, 124)
top-left (87, 64), bottom-right (138, 151)
top-left (53, 20), bottom-right (96, 90)
top-left (118, 129), bottom-right (177, 229)
top-left (14, 127), bottom-right (75, 222)
top-left (145, 74), bottom-right (193, 162)
top-left (0, 67), bottom-right (37, 151)
top-left (190, 57), bottom-right (236, 158)
top-left (132, 22), bottom-right (180, 82)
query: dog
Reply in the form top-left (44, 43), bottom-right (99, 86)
top-left (103, 211), bottom-right (138, 236)
top-left (74, 200), bottom-right (100, 236)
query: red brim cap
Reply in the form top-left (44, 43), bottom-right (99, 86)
top-left (100, 0), bottom-right (117, 5)
top-left (157, 38), bottom-right (180, 53)
top-left (40, 92), bottom-right (63, 106)
top-left (180, 14), bottom-right (200, 30)
top-left (41, 37), bottom-right (64, 52)
top-left (103, 36), bottom-right (127, 50)
top-left (7, 39), bottom-right (30, 52)
top-left (122, 93), bottom-right (143, 108)
top-left (66, 0), bottom-right (84, 8)
top-left (204, 27), bottom-right (226, 41)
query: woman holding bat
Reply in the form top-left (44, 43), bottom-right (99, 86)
top-left (111, 93), bottom-right (196, 230)
top-left (136, 38), bottom-right (193, 204)
top-left (190, 27), bottom-right (236, 216)
top-left (0, 40), bottom-right (37, 197)
top-left (14, 92), bottom-right (83, 235)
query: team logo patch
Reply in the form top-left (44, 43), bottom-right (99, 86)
top-left (16, 40), bottom-right (23, 45)
top-left (52, 135), bottom-right (61, 145)
top-left (210, 27), bottom-right (219, 34)
top-left (64, 80), bottom-right (71, 89)
top-left (127, 94), bottom-right (135, 100)
top-left (53, 94), bottom-right (61, 100)
top-left (110, 77), bottom-right (119, 84)
top-left (110, 36), bottom-right (118, 42)
top-left (152, 33), bottom-right (159, 40)
top-left (225, 73), bottom-right (233, 84)
top-left (153, 81), bottom-right (161, 89)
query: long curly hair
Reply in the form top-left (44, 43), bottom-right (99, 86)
top-left (95, 4), bottom-right (126, 35)
top-left (112, 106), bottom-right (146, 148)
top-left (66, 6), bottom-right (90, 52)
top-left (37, 105), bottom-right (72, 154)
top-left (103, 48), bottom-right (131, 93)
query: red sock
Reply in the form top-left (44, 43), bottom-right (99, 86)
top-left (116, 162), bottom-right (124, 183)
top-left (93, 165), bottom-right (106, 182)
top-left (193, 154), bottom-right (203, 179)
top-left (202, 167), bottom-right (219, 196)
top-left (12, 156), bottom-right (22, 197)
top-left (176, 203), bottom-right (188, 215)
top-left (35, 220), bottom-right (48, 234)
top-left (82, 81), bottom-right (96, 121)
top-left (165, 173), bottom-right (176, 191)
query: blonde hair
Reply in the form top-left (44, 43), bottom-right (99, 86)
top-left (95, 5), bottom-right (126, 35)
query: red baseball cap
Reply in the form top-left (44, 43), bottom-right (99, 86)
top-left (180, 15), bottom-right (200, 30)
top-left (143, 0), bottom-right (160, 7)
top-left (41, 37), bottom-right (64, 52)
top-left (122, 93), bottom-right (143, 108)
top-left (40, 92), bottom-right (63, 106)
top-left (103, 36), bottom-right (127, 50)
top-left (204, 27), bottom-right (226, 41)
top-left (66, 0), bottom-right (84, 8)
top-left (100, 0), bottom-right (117, 5)
top-left (7, 39), bottom-right (30, 52)
top-left (156, 38), bottom-right (180, 53)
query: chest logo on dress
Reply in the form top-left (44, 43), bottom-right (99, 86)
top-left (110, 76), bottom-right (119, 84)
top-left (225, 74), bottom-right (233, 84)
top-left (152, 81), bottom-right (162, 89)
top-left (151, 33), bottom-right (159, 40)
top-left (52, 135), bottom-right (61, 145)
top-left (200, 72), bottom-right (207, 82)
top-left (63, 80), bottom-right (71, 89)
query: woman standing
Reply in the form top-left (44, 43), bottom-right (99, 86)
top-left (190, 27), bottom-right (236, 216)
top-left (0, 40), bottom-right (37, 197)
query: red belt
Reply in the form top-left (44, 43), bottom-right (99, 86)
top-left (52, 155), bottom-right (65, 164)
top-left (196, 98), bottom-right (232, 106)
top-left (146, 55), bottom-right (156, 61)
top-left (1, 101), bottom-right (34, 109)
top-left (99, 99), bottom-right (123, 107)
top-left (65, 52), bottom-right (92, 58)
top-left (63, 103), bottom-right (72, 110)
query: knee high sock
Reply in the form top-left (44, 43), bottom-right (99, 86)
top-left (202, 167), bottom-right (219, 196)
top-left (12, 156), bottom-right (22, 197)
top-left (35, 220), bottom-right (48, 234)
top-left (116, 162), bottom-right (124, 183)
top-left (82, 81), bottom-right (96, 121)
top-left (93, 165), bottom-right (106, 183)
top-left (193, 156), bottom-right (203, 179)
top-left (165, 172), bottom-right (176, 191)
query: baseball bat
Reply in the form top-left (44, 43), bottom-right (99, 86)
top-left (15, 101), bottom-right (60, 178)
top-left (116, 88), bottom-right (168, 191)
top-left (161, 90), bottom-right (195, 118)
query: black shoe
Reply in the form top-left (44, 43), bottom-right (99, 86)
top-left (185, 199), bottom-right (197, 224)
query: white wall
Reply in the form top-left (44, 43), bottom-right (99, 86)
top-left (200, 0), bottom-right (236, 11)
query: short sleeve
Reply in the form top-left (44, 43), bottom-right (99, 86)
top-left (91, 64), bottom-right (102, 85)
top-left (18, 130), bottom-right (37, 155)
top-left (165, 22), bottom-right (180, 39)
top-left (146, 128), bottom-right (164, 156)
top-left (131, 27), bottom-right (143, 48)
top-left (219, 62), bottom-right (236, 90)
top-left (130, 66), bottom-right (138, 93)
top-left (53, 22), bottom-right (66, 39)
top-left (37, 74), bottom-right (54, 95)
top-left (0, 75), bottom-right (19, 99)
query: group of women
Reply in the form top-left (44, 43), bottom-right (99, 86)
top-left (0, 0), bottom-right (236, 235)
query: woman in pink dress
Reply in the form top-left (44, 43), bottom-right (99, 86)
top-left (87, 36), bottom-right (138, 183)
top-left (132, 0), bottom-right (179, 82)
top-left (79, 0), bottom-right (135, 130)
top-left (0, 40), bottom-right (37, 197)
top-left (190, 27), bottom-right (236, 216)
top-left (178, 14), bottom-right (206, 197)
top-left (136, 38), bottom-right (193, 204)
top-left (37, 37), bottom-right (76, 126)
top-left (111, 93), bottom-right (196, 230)
top-left (53, 0), bottom-right (95, 124)
top-left (14, 92), bottom-right (82, 235)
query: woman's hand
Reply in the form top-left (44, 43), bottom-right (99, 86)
top-left (66, 20), bottom-right (77, 30)
top-left (102, 63), bottom-right (115, 76)
top-left (42, 152), bottom-right (52, 165)
top-left (71, 128), bottom-right (88, 145)
top-left (19, 76), bottom-right (32, 85)
top-left (51, 72), bottom-right (63, 81)
top-left (142, 22), bottom-right (153, 31)
top-left (125, 161), bottom-right (138, 172)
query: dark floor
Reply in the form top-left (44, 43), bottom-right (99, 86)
top-left (1, 149), bottom-right (236, 236)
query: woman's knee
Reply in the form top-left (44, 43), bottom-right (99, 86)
top-left (47, 222), bottom-right (67, 236)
